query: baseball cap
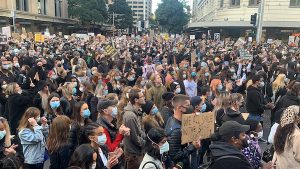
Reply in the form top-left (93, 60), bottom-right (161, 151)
top-left (97, 99), bottom-right (118, 111)
top-left (219, 121), bottom-right (250, 138)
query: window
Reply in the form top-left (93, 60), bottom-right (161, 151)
top-left (55, 0), bottom-right (62, 17)
top-left (138, 2), bottom-right (143, 4)
top-left (138, 10), bottom-right (143, 12)
top-left (38, 0), bottom-right (47, 15)
top-left (230, 0), bottom-right (240, 6)
top-left (290, 0), bottom-right (300, 6)
top-left (220, 0), bottom-right (224, 7)
top-left (133, 1), bottom-right (137, 4)
top-left (16, 0), bottom-right (29, 11)
top-left (249, 0), bottom-right (259, 6)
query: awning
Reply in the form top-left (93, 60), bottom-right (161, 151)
top-left (188, 21), bottom-right (300, 28)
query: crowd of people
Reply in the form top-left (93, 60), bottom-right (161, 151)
top-left (0, 34), bottom-right (299, 169)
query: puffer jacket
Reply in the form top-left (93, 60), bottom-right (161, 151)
top-left (164, 116), bottom-right (196, 168)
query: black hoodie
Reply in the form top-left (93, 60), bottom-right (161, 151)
top-left (221, 108), bottom-right (246, 125)
top-left (246, 86), bottom-right (266, 115)
top-left (210, 141), bottom-right (253, 169)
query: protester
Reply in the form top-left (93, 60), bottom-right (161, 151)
top-left (142, 100), bottom-right (164, 133)
top-left (273, 105), bottom-right (300, 168)
top-left (67, 144), bottom-right (98, 169)
top-left (18, 107), bottom-right (48, 169)
top-left (47, 115), bottom-right (72, 169)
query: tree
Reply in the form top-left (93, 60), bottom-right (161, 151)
top-left (68, 0), bottom-right (108, 27)
top-left (108, 0), bottom-right (134, 29)
top-left (155, 0), bottom-right (189, 33)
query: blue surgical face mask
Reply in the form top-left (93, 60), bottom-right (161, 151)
top-left (217, 84), bottom-right (223, 91)
top-left (97, 134), bottom-right (107, 145)
top-left (191, 72), bottom-right (197, 77)
top-left (111, 107), bottom-right (118, 118)
top-left (83, 109), bottom-right (91, 119)
top-left (0, 130), bottom-right (6, 140)
top-left (72, 87), bottom-right (77, 95)
top-left (201, 103), bottom-right (207, 112)
top-left (159, 141), bottom-right (170, 154)
top-left (103, 89), bottom-right (108, 96)
top-left (50, 101), bottom-right (60, 109)
top-left (205, 72), bottom-right (210, 77)
top-left (151, 107), bottom-right (159, 115)
top-left (115, 76), bottom-right (121, 81)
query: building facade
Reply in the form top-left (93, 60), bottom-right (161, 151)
top-left (0, 0), bottom-right (74, 33)
top-left (190, 0), bottom-right (300, 40)
top-left (126, 0), bottom-right (152, 26)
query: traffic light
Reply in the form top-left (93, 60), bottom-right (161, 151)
top-left (250, 13), bottom-right (257, 26)
top-left (141, 21), bottom-right (145, 29)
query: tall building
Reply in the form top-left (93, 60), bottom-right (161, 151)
top-left (126, 0), bottom-right (152, 26)
top-left (0, 0), bottom-right (74, 33)
top-left (190, 0), bottom-right (300, 40)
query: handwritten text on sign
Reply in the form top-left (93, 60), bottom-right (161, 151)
top-left (181, 112), bottom-right (215, 144)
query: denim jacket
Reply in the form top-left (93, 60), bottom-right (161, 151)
top-left (18, 125), bottom-right (46, 164)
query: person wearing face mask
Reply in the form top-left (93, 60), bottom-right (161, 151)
top-left (209, 121), bottom-right (267, 169)
top-left (18, 107), bottom-right (48, 169)
top-left (242, 119), bottom-right (263, 169)
top-left (220, 93), bottom-right (246, 125)
top-left (4, 82), bottom-right (31, 135)
top-left (183, 70), bottom-right (197, 97)
top-left (0, 117), bottom-right (18, 159)
top-left (146, 74), bottom-right (167, 109)
top-left (246, 75), bottom-right (274, 124)
top-left (28, 60), bottom-right (47, 85)
top-left (0, 60), bottom-right (16, 84)
top-left (176, 69), bottom-right (186, 95)
top-left (33, 80), bottom-right (50, 117)
top-left (165, 95), bottom-right (201, 168)
top-left (46, 70), bottom-right (59, 93)
top-left (96, 99), bottom-right (130, 152)
top-left (142, 101), bottom-right (164, 133)
top-left (160, 92), bottom-right (175, 123)
top-left (84, 122), bottom-right (119, 169)
top-left (139, 128), bottom-right (170, 169)
top-left (69, 101), bottom-right (92, 153)
top-left (0, 80), bottom-right (7, 115)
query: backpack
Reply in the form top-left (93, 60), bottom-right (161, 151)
top-left (198, 155), bottom-right (241, 169)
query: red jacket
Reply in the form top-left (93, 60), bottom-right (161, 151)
top-left (103, 127), bottom-right (124, 152)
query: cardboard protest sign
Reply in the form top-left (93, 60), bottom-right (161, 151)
top-left (288, 36), bottom-right (295, 46)
top-left (35, 33), bottom-right (44, 42)
top-left (181, 112), bottom-right (215, 144)
top-left (191, 50), bottom-right (196, 66)
top-left (190, 35), bottom-right (195, 40)
top-left (104, 44), bottom-right (117, 57)
top-left (0, 35), bottom-right (8, 44)
top-left (239, 49), bottom-right (253, 60)
top-left (214, 33), bottom-right (220, 41)
top-left (2, 26), bottom-right (11, 38)
top-left (28, 32), bottom-right (34, 39)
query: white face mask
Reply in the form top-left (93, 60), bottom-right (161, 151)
top-left (175, 88), bottom-right (181, 94)
top-left (257, 131), bottom-right (263, 139)
top-left (91, 162), bottom-right (97, 169)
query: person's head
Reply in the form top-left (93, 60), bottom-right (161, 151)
top-left (18, 107), bottom-right (41, 131)
top-left (290, 82), bottom-right (300, 97)
top-left (72, 101), bottom-right (91, 124)
top-left (142, 101), bottom-right (159, 116)
top-left (5, 82), bottom-right (22, 96)
top-left (97, 99), bottom-right (118, 118)
top-left (151, 74), bottom-right (162, 86)
top-left (273, 74), bottom-right (286, 91)
top-left (145, 128), bottom-right (169, 159)
top-left (252, 74), bottom-right (264, 88)
top-left (37, 80), bottom-right (49, 92)
top-left (162, 92), bottom-right (175, 109)
top-left (0, 154), bottom-right (24, 169)
top-left (47, 115), bottom-right (71, 154)
top-left (0, 117), bottom-right (8, 140)
top-left (79, 81), bottom-right (94, 94)
top-left (128, 88), bottom-right (145, 106)
top-left (47, 92), bottom-right (62, 114)
top-left (106, 93), bottom-right (119, 102)
top-left (84, 122), bottom-right (106, 147)
top-left (274, 105), bottom-right (300, 154)
top-left (190, 96), bottom-right (206, 113)
top-left (68, 144), bottom-right (97, 169)
top-left (210, 79), bottom-right (222, 94)
top-left (216, 121), bottom-right (250, 150)
top-left (173, 94), bottom-right (192, 119)
top-left (229, 93), bottom-right (244, 109)
top-left (244, 119), bottom-right (263, 138)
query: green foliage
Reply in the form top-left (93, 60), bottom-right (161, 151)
top-left (68, 0), bottom-right (108, 25)
top-left (108, 0), bottom-right (134, 29)
top-left (155, 0), bottom-right (189, 33)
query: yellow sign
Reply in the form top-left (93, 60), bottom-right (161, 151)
top-left (181, 112), bottom-right (215, 144)
top-left (35, 33), bottom-right (44, 42)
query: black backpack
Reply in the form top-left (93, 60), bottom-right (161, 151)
top-left (198, 155), bottom-right (241, 169)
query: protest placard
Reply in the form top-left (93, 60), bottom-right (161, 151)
top-left (2, 26), bottom-right (11, 38)
top-left (0, 35), bottom-right (7, 44)
top-left (190, 35), bottom-right (195, 40)
top-left (181, 112), bottom-right (215, 144)
top-left (239, 49), bottom-right (253, 60)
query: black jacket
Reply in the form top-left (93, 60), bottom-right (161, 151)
top-left (160, 106), bottom-right (173, 124)
top-left (165, 116), bottom-right (196, 168)
top-left (49, 144), bottom-right (72, 169)
top-left (246, 86), bottom-right (266, 115)
top-left (220, 108), bottom-right (245, 125)
top-left (5, 93), bottom-right (32, 135)
top-left (210, 141), bottom-right (253, 169)
top-left (271, 91), bottom-right (300, 124)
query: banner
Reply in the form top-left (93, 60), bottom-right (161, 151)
top-left (181, 112), bottom-right (215, 144)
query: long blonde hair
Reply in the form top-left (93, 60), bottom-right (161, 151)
top-left (272, 74), bottom-right (286, 92)
top-left (5, 82), bottom-right (18, 96)
top-left (18, 107), bottom-right (41, 131)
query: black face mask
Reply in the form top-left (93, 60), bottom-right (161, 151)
top-left (182, 105), bottom-right (194, 114)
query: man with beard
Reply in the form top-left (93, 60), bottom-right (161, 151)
top-left (209, 121), bottom-right (253, 169)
